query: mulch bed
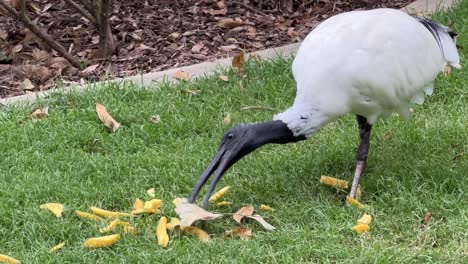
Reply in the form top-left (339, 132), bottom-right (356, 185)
top-left (0, 0), bottom-right (412, 99)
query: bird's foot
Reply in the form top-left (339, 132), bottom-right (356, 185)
top-left (348, 160), bottom-right (366, 200)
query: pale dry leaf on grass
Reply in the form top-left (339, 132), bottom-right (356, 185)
top-left (232, 52), bottom-right (245, 73)
top-left (223, 113), bottom-right (231, 125)
top-left (82, 64), bottom-right (99, 74)
top-left (233, 205), bottom-right (254, 223)
top-left (247, 214), bottom-right (276, 230)
top-left (173, 70), bottom-right (189, 80)
top-left (149, 115), bottom-right (161, 124)
top-left (175, 198), bottom-right (223, 226)
top-left (40, 203), bottom-right (64, 218)
top-left (30, 107), bottom-right (49, 119)
top-left (147, 188), bottom-right (156, 198)
top-left (19, 78), bottom-right (35, 90)
top-left (49, 241), bottom-right (66, 253)
top-left (96, 103), bottom-right (121, 132)
top-left (224, 227), bottom-right (252, 240)
top-left (219, 75), bottom-right (229, 82)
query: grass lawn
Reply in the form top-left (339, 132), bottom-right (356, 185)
top-left (1, 3), bottom-right (467, 263)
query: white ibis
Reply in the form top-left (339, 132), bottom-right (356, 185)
top-left (189, 8), bottom-right (461, 208)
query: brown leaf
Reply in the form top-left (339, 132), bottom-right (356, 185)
top-left (19, 79), bottom-right (34, 90)
top-left (32, 48), bottom-right (49, 61)
top-left (174, 70), bottom-right (189, 81)
top-left (219, 75), bottom-right (229, 82)
top-left (12, 44), bottom-right (23, 53)
top-left (247, 214), bottom-right (276, 230)
top-left (82, 64), bottom-right (100, 74)
top-left (0, 29), bottom-right (7, 40)
top-left (233, 205), bottom-right (254, 223)
top-left (95, 103), bottom-right (121, 132)
top-left (223, 113), bottom-right (231, 125)
top-left (49, 57), bottom-right (70, 70)
top-left (149, 115), bottom-right (161, 124)
top-left (218, 18), bottom-right (243, 29)
top-left (232, 52), bottom-right (245, 73)
top-left (224, 227), bottom-right (252, 240)
top-left (174, 198), bottom-right (223, 226)
top-left (30, 107), bottom-right (49, 119)
top-left (421, 211), bottom-right (432, 226)
top-left (191, 43), bottom-right (205, 53)
top-left (220, 45), bottom-right (238, 52)
top-left (453, 152), bottom-right (464, 160)
top-left (209, 8), bottom-right (227, 16)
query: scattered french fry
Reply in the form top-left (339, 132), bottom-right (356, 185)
top-left (90, 207), bottom-right (130, 218)
top-left (260, 204), bottom-right (274, 211)
top-left (156, 217), bottom-right (169, 248)
top-left (75, 210), bottom-right (102, 222)
top-left (144, 199), bottom-right (162, 210)
top-left (123, 225), bottom-right (137, 234)
top-left (49, 242), bottom-right (66, 253)
top-left (147, 188), bottom-right (156, 198)
top-left (130, 208), bottom-right (161, 215)
top-left (346, 196), bottom-right (365, 209)
top-left (216, 201), bottom-right (232, 206)
top-left (40, 203), bottom-right (64, 218)
top-left (99, 219), bottom-right (121, 233)
top-left (352, 223), bottom-right (369, 234)
top-left (357, 214), bottom-right (372, 225)
top-left (133, 198), bottom-right (144, 210)
top-left (0, 254), bottom-right (21, 264)
top-left (320, 176), bottom-right (349, 189)
top-left (209, 186), bottom-right (230, 202)
top-left (166, 217), bottom-right (181, 231)
top-left (183, 226), bottom-right (209, 242)
top-left (83, 234), bottom-right (121, 248)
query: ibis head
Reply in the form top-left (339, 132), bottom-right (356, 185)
top-left (188, 120), bottom-right (305, 208)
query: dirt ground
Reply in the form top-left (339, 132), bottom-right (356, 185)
top-left (0, 0), bottom-right (412, 98)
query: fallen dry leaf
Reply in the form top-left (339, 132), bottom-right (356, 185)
top-left (82, 64), bottom-right (99, 74)
top-left (232, 52), bottom-right (245, 73)
top-left (233, 205), bottom-right (254, 223)
top-left (12, 44), bottom-right (23, 53)
top-left (224, 227), bottom-right (252, 240)
top-left (247, 214), bottom-right (276, 230)
top-left (175, 198), bottom-right (223, 226)
top-left (32, 48), bottom-right (49, 61)
top-left (219, 75), bottom-right (229, 82)
top-left (421, 211), bottom-right (433, 226)
top-left (218, 18), bottom-right (243, 28)
top-left (191, 43), bottom-right (204, 53)
top-left (40, 203), bottom-right (64, 218)
top-left (223, 113), bottom-right (231, 125)
top-left (0, 29), bottom-right (7, 40)
top-left (147, 188), bottom-right (156, 198)
top-left (149, 115), bottom-right (161, 124)
top-left (49, 241), bottom-right (66, 253)
top-left (95, 103), bottom-right (121, 132)
top-left (30, 107), bottom-right (49, 119)
top-left (19, 78), bottom-right (35, 90)
top-left (173, 70), bottom-right (189, 80)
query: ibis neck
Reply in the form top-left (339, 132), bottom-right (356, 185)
top-left (251, 120), bottom-right (306, 147)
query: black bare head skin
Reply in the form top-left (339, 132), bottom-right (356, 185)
top-left (188, 120), bottom-right (305, 208)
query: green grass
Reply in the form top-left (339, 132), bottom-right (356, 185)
top-left (1, 3), bottom-right (467, 263)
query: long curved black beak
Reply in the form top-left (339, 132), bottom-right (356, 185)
top-left (188, 142), bottom-right (235, 209)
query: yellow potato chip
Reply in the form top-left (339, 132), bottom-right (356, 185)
top-left (40, 203), bottom-right (64, 218)
top-left (132, 198), bottom-right (144, 210)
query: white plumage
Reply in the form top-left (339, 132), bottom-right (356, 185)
top-left (275, 8), bottom-right (460, 137)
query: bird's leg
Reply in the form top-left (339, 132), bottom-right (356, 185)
top-left (349, 115), bottom-right (372, 199)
